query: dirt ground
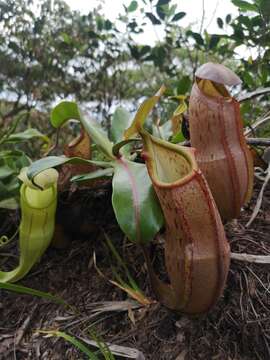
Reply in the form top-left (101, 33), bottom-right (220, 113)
top-left (0, 180), bottom-right (270, 360)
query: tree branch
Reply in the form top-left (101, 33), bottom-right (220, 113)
top-left (231, 252), bottom-right (270, 264)
top-left (238, 87), bottom-right (270, 102)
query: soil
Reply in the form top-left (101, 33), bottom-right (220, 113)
top-left (0, 180), bottom-right (270, 360)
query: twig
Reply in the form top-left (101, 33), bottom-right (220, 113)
top-left (246, 137), bottom-right (270, 146)
top-left (7, 304), bottom-right (38, 358)
top-left (246, 164), bottom-right (270, 227)
top-left (231, 253), bottom-right (270, 264)
top-left (238, 87), bottom-right (270, 102)
top-left (193, 0), bottom-right (205, 78)
top-left (244, 112), bottom-right (270, 136)
top-left (205, 0), bottom-right (219, 29)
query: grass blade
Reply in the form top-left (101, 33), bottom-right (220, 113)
top-left (38, 330), bottom-right (99, 359)
top-left (0, 282), bottom-right (69, 308)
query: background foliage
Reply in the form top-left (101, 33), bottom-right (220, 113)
top-left (0, 0), bottom-right (269, 137)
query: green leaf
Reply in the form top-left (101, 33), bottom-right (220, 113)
top-left (209, 34), bottom-right (220, 49)
top-left (38, 330), bottom-right (99, 359)
top-left (51, 101), bottom-right (114, 159)
top-left (231, 0), bottom-right (258, 12)
top-left (71, 168), bottom-right (113, 183)
top-left (112, 158), bottom-right (164, 244)
top-left (4, 128), bottom-right (49, 144)
top-left (0, 150), bottom-right (30, 172)
top-left (145, 12), bottom-right (162, 25)
top-left (51, 101), bottom-right (80, 128)
top-left (0, 197), bottom-right (18, 209)
top-left (0, 282), bottom-right (68, 307)
top-left (177, 76), bottom-right (191, 94)
top-left (242, 71), bottom-right (255, 87)
top-left (226, 14), bottom-right (232, 23)
top-left (111, 107), bottom-right (132, 143)
top-left (0, 151), bottom-right (30, 202)
top-left (0, 165), bottom-right (14, 179)
top-left (187, 31), bottom-right (204, 46)
top-left (127, 0), bottom-right (138, 12)
top-left (27, 156), bottom-right (112, 181)
top-left (156, 0), bottom-right (170, 20)
top-left (258, 0), bottom-right (270, 17)
top-left (217, 17), bottom-right (223, 28)
top-left (171, 11), bottom-right (186, 21)
top-left (61, 32), bottom-right (72, 44)
top-left (171, 130), bottom-right (185, 144)
top-left (124, 85), bottom-right (165, 139)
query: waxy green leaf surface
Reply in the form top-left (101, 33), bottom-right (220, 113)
top-left (112, 158), bottom-right (164, 244)
top-left (51, 101), bottom-right (114, 159)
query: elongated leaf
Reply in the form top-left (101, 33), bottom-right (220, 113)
top-left (231, 0), bottom-right (258, 12)
top-left (124, 86), bottom-right (166, 139)
top-left (0, 282), bottom-right (68, 306)
top-left (145, 12), bottom-right (162, 25)
top-left (4, 128), bottom-right (49, 144)
top-left (127, 0), bottom-right (138, 12)
top-left (51, 101), bottom-right (114, 159)
top-left (38, 330), bottom-right (99, 359)
top-left (111, 107), bottom-right (132, 143)
top-left (0, 150), bottom-right (30, 172)
top-left (171, 11), bottom-right (186, 21)
top-left (0, 197), bottom-right (18, 209)
top-left (71, 168), bottom-right (113, 183)
top-left (27, 156), bottom-right (112, 181)
top-left (0, 179), bottom-right (19, 201)
top-left (0, 151), bottom-right (30, 202)
top-left (112, 158), bottom-right (164, 244)
top-left (0, 165), bottom-right (14, 179)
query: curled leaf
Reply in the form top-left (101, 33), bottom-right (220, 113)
top-left (124, 85), bottom-right (166, 139)
top-left (170, 95), bottom-right (187, 136)
top-left (64, 129), bottom-right (91, 159)
top-left (51, 101), bottom-right (114, 159)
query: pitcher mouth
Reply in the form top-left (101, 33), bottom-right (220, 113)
top-left (194, 79), bottom-right (232, 102)
top-left (21, 183), bottom-right (57, 210)
top-left (142, 131), bottom-right (198, 189)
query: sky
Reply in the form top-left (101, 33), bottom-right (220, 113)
top-left (64, 0), bottom-right (239, 46)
